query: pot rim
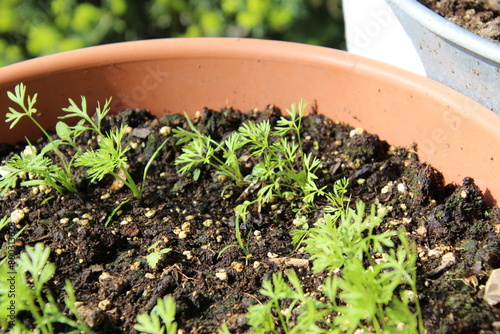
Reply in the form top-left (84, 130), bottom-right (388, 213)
top-left (386, 0), bottom-right (500, 63)
top-left (0, 38), bottom-right (499, 206)
top-left (0, 37), bottom-right (492, 108)
top-left (2, 37), bottom-right (494, 138)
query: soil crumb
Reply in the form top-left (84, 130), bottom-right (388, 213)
top-left (419, 0), bottom-right (500, 44)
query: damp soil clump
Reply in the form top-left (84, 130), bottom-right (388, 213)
top-left (1, 105), bottom-right (500, 333)
top-left (419, 0), bottom-right (500, 44)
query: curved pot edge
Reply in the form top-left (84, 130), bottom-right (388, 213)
top-left (0, 38), bottom-right (492, 115)
top-left (0, 38), bottom-right (499, 206)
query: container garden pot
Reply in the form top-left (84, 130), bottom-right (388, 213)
top-left (343, 0), bottom-right (500, 115)
top-left (1, 38), bottom-right (500, 333)
top-left (0, 38), bottom-right (498, 205)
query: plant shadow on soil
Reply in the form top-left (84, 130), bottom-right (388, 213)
top-left (1, 105), bottom-right (500, 333)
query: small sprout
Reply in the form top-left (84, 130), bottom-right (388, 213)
top-left (292, 215), bottom-right (307, 228)
top-left (462, 275), bottom-right (479, 289)
top-left (134, 295), bottom-right (178, 334)
top-left (145, 240), bottom-right (172, 269)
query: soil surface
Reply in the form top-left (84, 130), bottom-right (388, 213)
top-left (419, 0), bottom-right (500, 44)
top-left (1, 105), bottom-right (500, 333)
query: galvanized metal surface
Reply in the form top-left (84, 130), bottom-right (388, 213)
top-left (386, 0), bottom-right (500, 115)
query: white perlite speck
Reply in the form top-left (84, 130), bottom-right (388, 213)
top-left (484, 269), bottom-right (500, 306)
top-left (215, 270), bottom-right (228, 281)
top-left (10, 209), bottom-right (25, 224)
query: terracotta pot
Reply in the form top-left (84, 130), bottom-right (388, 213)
top-left (0, 38), bottom-right (499, 206)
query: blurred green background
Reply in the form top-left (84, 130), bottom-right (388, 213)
top-left (0, 0), bottom-right (344, 67)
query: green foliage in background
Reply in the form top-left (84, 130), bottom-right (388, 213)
top-left (0, 0), bottom-right (344, 67)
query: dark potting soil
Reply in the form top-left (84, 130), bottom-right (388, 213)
top-left (1, 105), bottom-right (500, 333)
top-left (419, 0), bottom-right (500, 44)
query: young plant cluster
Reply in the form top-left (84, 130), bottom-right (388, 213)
top-left (0, 83), bottom-right (166, 200)
top-left (134, 183), bottom-right (423, 334)
top-left (172, 107), bottom-right (423, 333)
top-left (0, 238), bottom-right (174, 334)
top-left (0, 243), bottom-right (94, 333)
top-left (173, 100), bottom-right (326, 218)
top-left (0, 97), bottom-right (423, 333)
top-left (0, 196), bottom-right (423, 334)
top-left (0, 231), bottom-right (177, 333)
top-left (174, 101), bottom-right (326, 263)
top-left (274, 199), bottom-right (422, 333)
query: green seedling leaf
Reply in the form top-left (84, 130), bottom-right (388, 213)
top-left (5, 243), bottom-right (95, 333)
top-left (56, 121), bottom-right (72, 140)
top-left (146, 241), bottom-right (172, 269)
top-left (135, 295), bottom-right (178, 334)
